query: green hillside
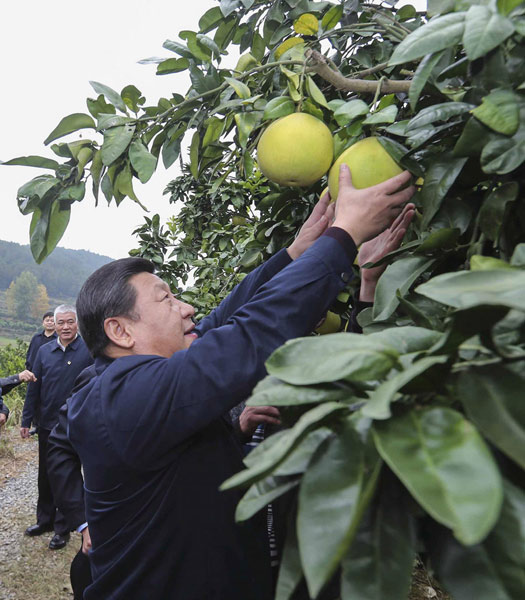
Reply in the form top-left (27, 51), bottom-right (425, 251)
top-left (0, 240), bottom-right (114, 343)
top-left (0, 240), bottom-right (113, 298)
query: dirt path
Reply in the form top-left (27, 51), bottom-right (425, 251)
top-left (0, 429), bottom-right (77, 600)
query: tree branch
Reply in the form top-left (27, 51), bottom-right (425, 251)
top-left (306, 50), bottom-right (411, 94)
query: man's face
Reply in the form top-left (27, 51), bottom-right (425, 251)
top-left (43, 315), bottom-right (55, 332)
top-left (55, 312), bottom-right (78, 344)
top-left (126, 272), bottom-right (197, 358)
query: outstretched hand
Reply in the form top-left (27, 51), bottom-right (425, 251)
top-left (287, 191), bottom-right (335, 260)
top-left (358, 203), bottom-right (415, 301)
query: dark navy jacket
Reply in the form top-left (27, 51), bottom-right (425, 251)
top-left (26, 330), bottom-right (57, 370)
top-left (67, 236), bottom-right (356, 600)
top-left (23, 336), bottom-right (93, 430)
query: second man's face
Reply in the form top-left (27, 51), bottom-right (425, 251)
top-left (55, 312), bottom-right (78, 343)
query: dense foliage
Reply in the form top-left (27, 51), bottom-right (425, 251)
top-left (7, 0), bottom-right (525, 598)
top-left (0, 340), bottom-right (29, 425)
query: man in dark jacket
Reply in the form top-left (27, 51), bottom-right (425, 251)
top-left (21, 305), bottom-right (93, 549)
top-left (26, 311), bottom-right (57, 371)
top-left (67, 167), bottom-right (415, 599)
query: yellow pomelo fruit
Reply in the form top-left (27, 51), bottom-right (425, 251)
top-left (232, 216), bottom-right (247, 226)
top-left (257, 113), bottom-right (334, 187)
top-left (328, 137), bottom-right (404, 200)
top-left (315, 311), bottom-right (341, 335)
top-left (470, 255), bottom-right (514, 271)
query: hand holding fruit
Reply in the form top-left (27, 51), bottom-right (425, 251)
top-left (287, 190), bottom-right (335, 260)
top-left (332, 164), bottom-right (415, 247)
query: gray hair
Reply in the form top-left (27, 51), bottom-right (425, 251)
top-left (54, 305), bottom-right (77, 321)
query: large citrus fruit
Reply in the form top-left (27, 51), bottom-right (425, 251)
top-left (257, 113), bottom-right (333, 187)
top-left (315, 311), bottom-right (341, 335)
top-left (328, 137), bottom-right (403, 200)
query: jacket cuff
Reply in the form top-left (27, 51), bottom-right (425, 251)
top-left (322, 227), bottom-right (357, 262)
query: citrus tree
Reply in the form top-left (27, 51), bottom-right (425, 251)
top-left (5, 1), bottom-right (525, 598)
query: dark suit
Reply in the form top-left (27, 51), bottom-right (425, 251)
top-left (22, 337), bottom-right (93, 534)
top-left (68, 235), bottom-right (355, 599)
top-left (48, 366), bottom-right (97, 600)
top-left (0, 374), bottom-right (24, 424)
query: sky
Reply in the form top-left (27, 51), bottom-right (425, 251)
top-left (0, 0), bottom-right (425, 260)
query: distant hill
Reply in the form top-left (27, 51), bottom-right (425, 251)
top-left (0, 239), bottom-right (113, 299)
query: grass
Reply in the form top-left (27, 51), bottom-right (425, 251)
top-left (0, 335), bottom-right (17, 347)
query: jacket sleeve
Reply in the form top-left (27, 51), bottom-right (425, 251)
top-left (0, 374), bottom-right (21, 396)
top-left (47, 404), bottom-right (86, 530)
top-left (47, 365), bottom-right (96, 530)
top-left (22, 352), bottom-right (43, 428)
top-left (26, 335), bottom-right (37, 370)
top-left (0, 397), bottom-right (9, 419)
top-left (195, 248), bottom-right (292, 336)
top-left (106, 235), bottom-right (356, 468)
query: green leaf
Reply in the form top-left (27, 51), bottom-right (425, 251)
top-left (1, 155), bottom-right (60, 170)
top-left (363, 105), bottom-right (398, 125)
top-left (409, 51), bottom-right (445, 110)
top-left (248, 378), bottom-right (351, 407)
top-left (298, 421), bottom-right (364, 598)
top-left (457, 365), bottom-right (525, 470)
top-left (362, 356), bottom-right (450, 420)
top-left (498, 0), bottom-right (525, 16)
top-left (115, 164), bottom-right (146, 209)
top-left (478, 182), bottom-right (519, 241)
top-left (472, 89), bottom-right (520, 136)
top-left (333, 99), bottom-right (369, 126)
top-left (305, 76), bottom-right (328, 108)
top-left (236, 477), bottom-right (298, 522)
top-left (341, 499), bottom-right (416, 600)
top-left (368, 326), bottom-right (443, 355)
top-left (97, 114), bottom-right (134, 131)
top-left (220, 0), bottom-right (240, 18)
top-left (202, 117), bottom-right (224, 148)
top-left (90, 149), bottom-right (103, 201)
top-left (415, 228), bottom-right (460, 253)
top-left (511, 243), bottom-right (525, 267)
top-left (453, 116), bottom-right (498, 157)
top-left (199, 6), bottom-right (224, 33)
top-left (373, 256), bottom-right (436, 321)
top-left (43, 113), bottom-right (96, 146)
top-left (234, 112), bottom-right (261, 148)
top-left (101, 124), bottom-right (135, 166)
top-left (262, 97), bottom-right (295, 121)
top-left (429, 481), bottom-right (525, 600)
top-left (224, 76), bottom-right (251, 99)
top-left (389, 13), bottom-right (466, 66)
top-left (121, 85), bottom-right (144, 113)
top-left (162, 39), bottom-right (194, 59)
top-left (481, 136), bottom-right (525, 174)
top-left (17, 175), bottom-right (60, 214)
top-left (373, 407), bottom-right (503, 545)
top-left (266, 334), bottom-right (399, 385)
top-left (221, 402), bottom-right (348, 490)
top-left (321, 4), bottom-right (343, 30)
top-left (275, 513), bottom-right (303, 600)
top-left (129, 140), bottom-right (157, 184)
top-left (87, 94), bottom-right (116, 119)
top-left (189, 131), bottom-right (200, 179)
top-left (274, 428), bottom-right (333, 476)
top-left (416, 269), bottom-right (525, 312)
top-left (463, 5), bottom-right (515, 61)
top-left (407, 102), bottom-right (474, 132)
top-left (89, 81), bottom-right (127, 113)
top-left (156, 57), bottom-right (190, 75)
top-left (179, 30), bottom-right (213, 62)
top-left (30, 200), bottom-right (71, 264)
top-left (420, 155), bottom-right (468, 229)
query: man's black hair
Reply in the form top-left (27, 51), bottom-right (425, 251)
top-left (76, 257), bottom-right (155, 358)
top-left (43, 311), bottom-right (54, 320)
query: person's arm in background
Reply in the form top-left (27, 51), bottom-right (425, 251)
top-left (348, 203), bottom-right (415, 333)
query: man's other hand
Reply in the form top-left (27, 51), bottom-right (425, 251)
top-left (358, 203), bottom-right (415, 302)
top-left (239, 406), bottom-right (281, 436)
top-left (20, 427), bottom-right (30, 439)
top-left (333, 164), bottom-right (415, 246)
top-left (18, 370), bottom-right (37, 383)
top-left (81, 527), bottom-right (92, 555)
top-left (287, 191), bottom-right (335, 260)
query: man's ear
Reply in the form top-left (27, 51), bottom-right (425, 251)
top-left (104, 317), bottom-right (135, 351)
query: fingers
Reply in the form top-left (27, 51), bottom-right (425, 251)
top-left (389, 185), bottom-right (416, 208)
top-left (375, 170), bottom-right (412, 194)
top-left (338, 163), bottom-right (354, 192)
